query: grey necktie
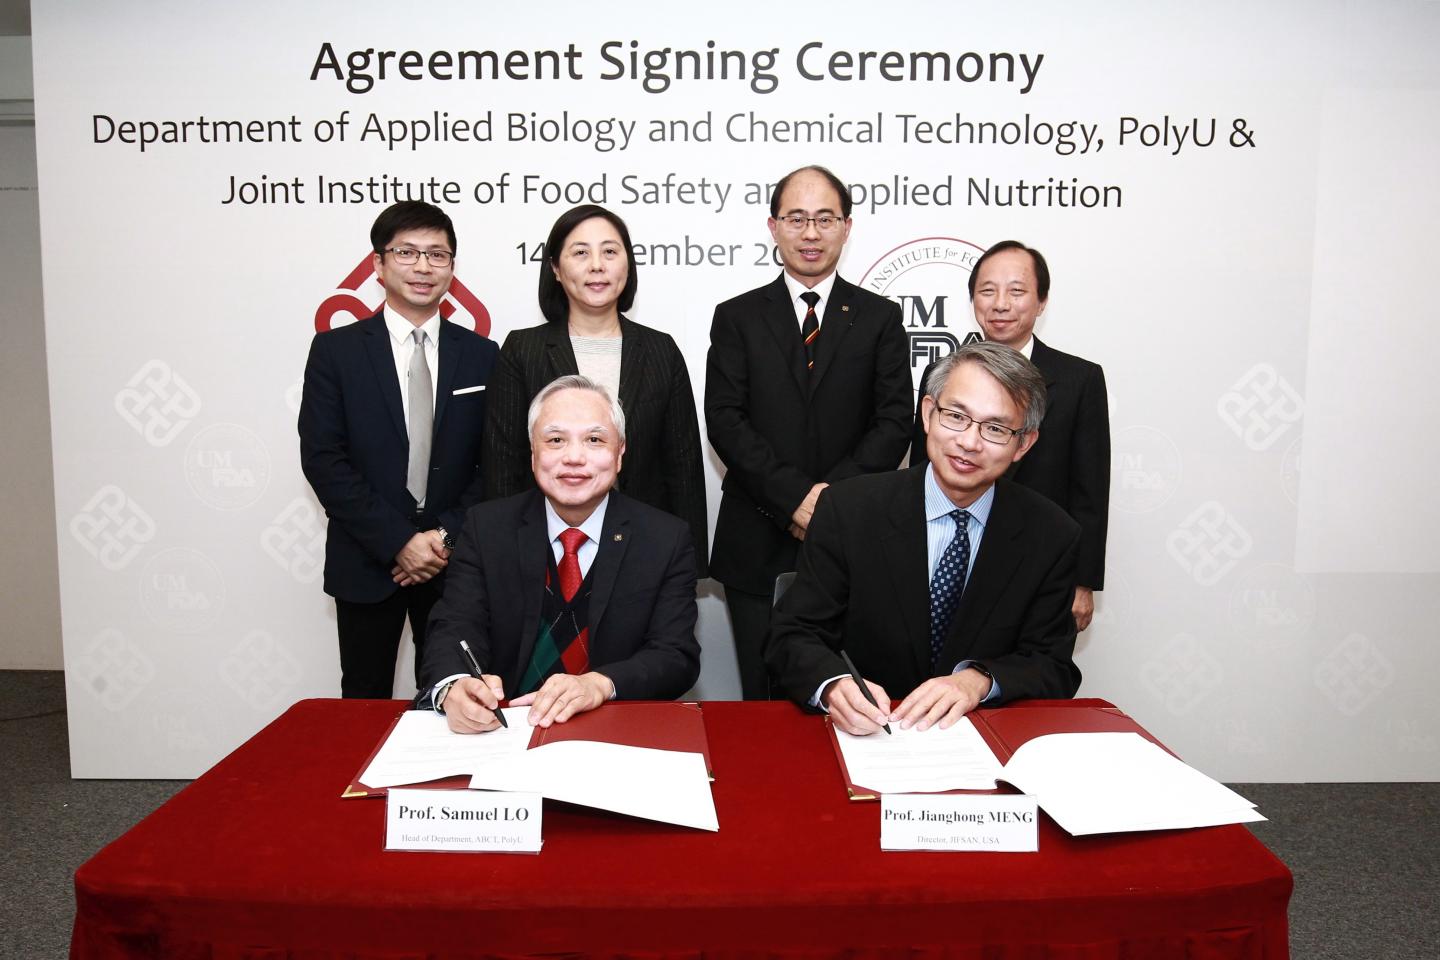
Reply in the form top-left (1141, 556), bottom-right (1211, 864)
top-left (406, 329), bottom-right (432, 506)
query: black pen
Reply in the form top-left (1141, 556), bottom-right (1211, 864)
top-left (840, 650), bottom-right (891, 735)
top-left (458, 639), bottom-right (507, 728)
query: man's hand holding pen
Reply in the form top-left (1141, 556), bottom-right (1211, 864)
top-left (439, 675), bottom-right (508, 734)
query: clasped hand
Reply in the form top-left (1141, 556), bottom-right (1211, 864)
top-left (392, 530), bottom-right (450, 586)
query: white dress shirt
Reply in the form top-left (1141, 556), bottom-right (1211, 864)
top-left (382, 306), bottom-right (440, 425)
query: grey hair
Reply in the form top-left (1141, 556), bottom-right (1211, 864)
top-left (923, 341), bottom-right (1047, 434)
top-left (526, 374), bottom-right (628, 444)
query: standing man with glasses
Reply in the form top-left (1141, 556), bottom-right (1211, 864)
top-left (706, 164), bottom-right (911, 699)
top-left (300, 201), bottom-right (498, 698)
top-left (766, 342), bottom-right (1082, 735)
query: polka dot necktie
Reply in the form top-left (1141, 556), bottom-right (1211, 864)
top-left (928, 509), bottom-right (971, 671)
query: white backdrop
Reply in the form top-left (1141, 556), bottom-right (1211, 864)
top-left (32, 0), bottom-right (1440, 780)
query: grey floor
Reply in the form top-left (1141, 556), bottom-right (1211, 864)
top-left (3, 669), bottom-right (1437, 959)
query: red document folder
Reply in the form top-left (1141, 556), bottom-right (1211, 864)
top-left (527, 701), bottom-right (713, 778)
top-left (342, 709), bottom-right (473, 799)
top-left (344, 701), bottom-right (712, 798)
top-left (827, 698), bottom-right (1160, 801)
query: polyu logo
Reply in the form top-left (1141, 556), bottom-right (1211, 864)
top-left (313, 252), bottom-right (492, 335)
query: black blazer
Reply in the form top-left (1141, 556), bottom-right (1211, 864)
top-left (418, 489), bottom-right (701, 700)
top-left (299, 312), bottom-right (498, 603)
top-left (482, 318), bottom-right (709, 578)
top-left (705, 273), bottom-right (912, 594)
top-left (911, 336), bottom-right (1110, 589)
top-left (766, 467), bottom-right (1082, 705)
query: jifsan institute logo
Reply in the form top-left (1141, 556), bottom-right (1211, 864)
top-left (313, 253), bottom-right (492, 334)
top-left (860, 237), bottom-right (985, 391)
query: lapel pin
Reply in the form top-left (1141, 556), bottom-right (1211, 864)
top-left (841, 305), bottom-right (849, 312)
top-left (613, 533), bottom-right (624, 542)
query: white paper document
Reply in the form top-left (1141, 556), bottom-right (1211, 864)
top-left (1000, 732), bottom-right (1266, 836)
top-left (359, 708), bottom-right (531, 788)
top-left (834, 716), bottom-right (1004, 794)
top-left (469, 740), bottom-right (719, 832)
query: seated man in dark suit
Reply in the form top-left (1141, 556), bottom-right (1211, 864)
top-left (768, 342), bottom-right (1082, 736)
top-left (417, 375), bottom-right (700, 733)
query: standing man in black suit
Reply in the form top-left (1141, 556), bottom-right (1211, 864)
top-left (418, 376), bottom-right (700, 733)
top-left (300, 201), bottom-right (498, 698)
top-left (911, 241), bottom-right (1110, 630)
top-left (769, 342), bottom-right (1082, 735)
top-left (706, 165), bottom-right (912, 699)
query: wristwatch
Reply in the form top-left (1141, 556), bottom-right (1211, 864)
top-left (434, 680), bottom-right (455, 714)
top-left (438, 526), bottom-right (456, 551)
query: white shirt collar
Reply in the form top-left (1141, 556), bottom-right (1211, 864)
top-left (383, 305), bottom-right (441, 346)
top-left (544, 494), bottom-right (610, 547)
top-left (782, 270), bottom-right (838, 309)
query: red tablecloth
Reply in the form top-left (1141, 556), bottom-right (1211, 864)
top-left (71, 699), bottom-right (1291, 959)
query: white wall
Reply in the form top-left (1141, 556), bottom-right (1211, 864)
top-left (31, 0), bottom-right (1440, 780)
top-left (0, 34), bottom-right (62, 670)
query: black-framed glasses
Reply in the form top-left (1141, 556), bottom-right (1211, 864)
top-left (385, 247), bottom-right (454, 267)
top-left (776, 214), bottom-right (845, 233)
top-left (930, 404), bottom-right (1025, 445)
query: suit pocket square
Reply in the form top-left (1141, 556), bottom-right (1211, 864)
top-left (452, 385), bottom-right (486, 396)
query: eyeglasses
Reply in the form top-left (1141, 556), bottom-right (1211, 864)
top-left (775, 215), bottom-right (846, 233)
top-left (385, 247), bottom-right (454, 267)
top-left (930, 404), bottom-right (1025, 445)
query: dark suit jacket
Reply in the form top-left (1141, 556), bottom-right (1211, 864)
top-left (417, 490), bottom-right (701, 699)
top-left (299, 312), bottom-right (498, 603)
top-left (766, 467), bottom-right (1082, 705)
top-left (705, 273), bottom-right (912, 594)
top-left (481, 317), bottom-right (709, 577)
top-left (911, 336), bottom-right (1110, 588)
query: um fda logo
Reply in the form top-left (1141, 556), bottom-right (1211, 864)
top-left (184, 424), bottom-right (272, 511)
top-left (859, 237), bottom-right (985, 390)
top-left (1111, 426), bottom-right (1182, 513)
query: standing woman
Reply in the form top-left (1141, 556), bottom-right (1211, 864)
top-left (483, 204), bottom-right (709, 576)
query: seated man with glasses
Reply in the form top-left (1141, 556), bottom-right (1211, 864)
top-left (766, 341), bottom-right (1082, 735)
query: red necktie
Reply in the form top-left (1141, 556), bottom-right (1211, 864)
top-left (557, 528), bottom-right (590, 675)
top-left (558, 527), bottom-right (587, 602)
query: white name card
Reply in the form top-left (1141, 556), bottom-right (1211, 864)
top-left (385, 789), bottom-right (542, 853)
top-left (880, 793), bottom-right (1038, 852)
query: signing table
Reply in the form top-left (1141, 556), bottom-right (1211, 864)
top-left (72, 699), bottom-right (1291, 959)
